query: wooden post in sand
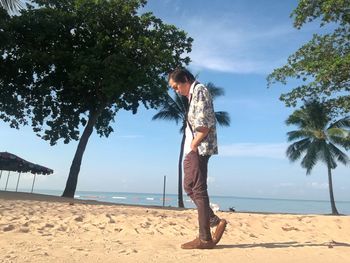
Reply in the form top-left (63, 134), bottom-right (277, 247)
top-left (5, 171), bottom-right (10, 191)
top-left (31, 174), bottom-right (37, 193)
top-left (15, 172), bottom-right (21, 192)
top-left (162, 175), bottom-right (166, 207)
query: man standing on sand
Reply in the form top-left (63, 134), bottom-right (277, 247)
top-left (168, 68), bottom-right (227, 249)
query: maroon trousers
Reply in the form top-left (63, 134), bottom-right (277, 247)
top-left (183, 151), bottom-right (219, 241)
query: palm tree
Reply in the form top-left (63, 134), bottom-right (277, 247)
top-left (152, 82), bottom-right (230, 208)
top-left (0, 0), bottom-right (22, 13)
top-left (286, 100), bottom-right (350, 215)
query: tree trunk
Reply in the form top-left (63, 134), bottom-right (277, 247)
top-left (327, 166), bottom-right (339, 215)
top-left (62, 109), bottom-right (101, 198)
top-left (177, 129), bottom-right (186, 208)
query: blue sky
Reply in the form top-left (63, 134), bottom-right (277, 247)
top-left (1, 0), bottom-right (349, 201)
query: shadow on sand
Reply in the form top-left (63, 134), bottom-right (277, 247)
top-left (216, 240), bottom-right (350, 249)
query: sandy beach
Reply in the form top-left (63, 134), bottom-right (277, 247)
top-left (0, 191), bottom-right (349, 263)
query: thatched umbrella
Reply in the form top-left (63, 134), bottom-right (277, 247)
top-left (0, 152), bottom-right (53, 192)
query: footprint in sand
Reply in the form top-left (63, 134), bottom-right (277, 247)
top-left (282, 225), bottom-right (300, 231)
top-left (75, 216), bottom-right (84, 222)
top-left (262, 223), bottom-right (269, 229)
top-left (19, 227), bottom-right (30, 233)
top-left (106, 214), bottom-right (116, 223)
top-left (112, 240), bottom-right (123, 245)
top-left (140, 221), bottom-right (151, 229)
top-left (37, 223), bottom-right (55, 231)
top-left (71, 247), bottom-right (91, 252)
top-left (58, 225), bottom-right (68, 232)
top-left (118, 248), bottom-right (138, 255)
top-left (3, 225), bottom-right (15, 232)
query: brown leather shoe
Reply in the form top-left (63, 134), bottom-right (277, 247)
top-left (212, 219), bottom-right (227, 244)
top-left (181, 237), bottom-right (216, 249)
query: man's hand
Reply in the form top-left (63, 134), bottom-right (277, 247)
top-left (191, 126), bottom-right (210, 152)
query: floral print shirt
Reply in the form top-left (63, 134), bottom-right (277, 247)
top-left (187, 82), bottom-right (218, 156)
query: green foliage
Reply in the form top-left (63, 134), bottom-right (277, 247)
top-left (291, 0), bottom-right (350, 28)
top-left (0, 0), bottom-right (193, 145)
top-left (267, 0), bottom-right (350, 114)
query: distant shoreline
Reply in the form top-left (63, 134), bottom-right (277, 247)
top-left (6, 188), bottom-right (350, 203)
top-left (0, 190), bottom-right (187, 211)
top-left (1, 190), bottom-right (348, 216)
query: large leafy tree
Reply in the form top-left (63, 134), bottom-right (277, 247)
top-left (268, 0), bottom-right (350, 114)
top-left (152, 83), bottom-right (230, 208)
top-left (0, 0), bottom-right (193, 197)
top-left (286, 100), bottom-right (350, 215)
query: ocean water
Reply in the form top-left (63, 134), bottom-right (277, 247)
top-left (20, 189), bottom-right (350, 215)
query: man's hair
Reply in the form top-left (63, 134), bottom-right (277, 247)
top-left (168, 68), bottom-right (195, 83)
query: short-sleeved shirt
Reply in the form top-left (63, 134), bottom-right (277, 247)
top-left (184, 81), bottom-right (218, 156)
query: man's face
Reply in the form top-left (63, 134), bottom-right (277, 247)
top-left (169, 78), bottom-right (190, 97)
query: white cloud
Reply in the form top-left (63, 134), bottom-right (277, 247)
top-left (186, 15), bottom-right (297, 74)
top-left (219, 142), bottom-right (288, 159)
top-left (308, 182), bottom-right (328, 190)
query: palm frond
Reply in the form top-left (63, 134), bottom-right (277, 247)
top-left (174, 93), bottom-right (188, 114)
top-left (0, 0), bottom-right (22, 12)
top-left (215, 111), bottom-right (230, 127)
top-left (286, 100), bottom-right (330, 130)
top-left (329, 116), bottom-right (350, 129)
top-left (152, 94), bottom-right (184, 124)
top-left (328, 142), bottom-right (350, 166)
top-left (301, 140), bottom-right (321, 174)
top-left (303, 100), bottom-right (330, 130)
top-left (327, 116), bottom-right (350, 150)
top-left (285, 110), bottom-right (305, 127)
top-left (328, 135), bottom-right (350, 150)
top-left (152, 110), bottom-right (182, 124)
top-left (318, 141), bottom-right (337, 169)
top-left (286, 138), bottom-right (311, 162)
top-left (286, 130), bottom-right (311, 142)
top-left (206, 82), bottom-right (225, 99)
top-left (327, 127), bottom-right (348, 137)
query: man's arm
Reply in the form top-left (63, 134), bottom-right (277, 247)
top-left (191, 126), bottom-right (210, 152)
